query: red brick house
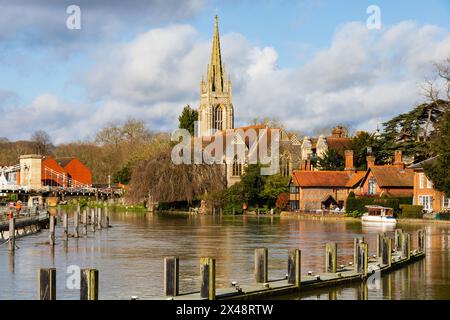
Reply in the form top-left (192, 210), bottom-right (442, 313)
top-left (409, 157), bottom-right (449, 213)
top-left (357, 151), bottom-right (414, 197)
top-left (289, 151), bottom-right (365, 211)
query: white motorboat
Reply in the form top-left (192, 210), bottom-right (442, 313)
top-left (361, 205), bottom-right (397, 226)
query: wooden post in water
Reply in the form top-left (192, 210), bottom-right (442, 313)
top-left (104, 207), bottom-right (109, 228)
top-left (91, 209), bottom-right (95, 232)
top-left (49, 215), bottom-right (55, 246)
top-left (287, 249), bottom-right (301, 287)
top-left (82, 209), bottom-right (88, 236)
top-left (402, 233), bottom-right (411, 260)
top-left (73, 206), bottom-right (80, 238)
top-left (325, 243), bottom-right (337, 273)
top-left (382, 237), bottom-right (392, 267)
top-left (80, 269), bottom-right (99, 300)
top-left (356, 242), bottom-right (368, 276)
top-left (164, 256), bottom-right (179, 296)
top-left (418, 229), bottom-right (426, 253)
top-left (97, 208), bottom-right (102, 230)
top-left (8, 217), bottom-right (15, 252)
top-left (353, 237), bottom-right (364, 266)
top-left (63, 211), bottom-right (69, 241)
top-left (200, 257), bottom-right (215, 300)
top-left (39, 268), bottom-right (56, 300)
top-left (395, 229), bottom-right (403, 252)
top-left (255, 248), bottom-right (268, 283)
top-left (376, 233), bottom-right (385, 258)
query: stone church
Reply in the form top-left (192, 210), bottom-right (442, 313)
top-left (196, 16), bottom-right (352, 186)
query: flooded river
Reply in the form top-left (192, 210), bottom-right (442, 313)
top-left (0, 210), bottom-right (449, 300)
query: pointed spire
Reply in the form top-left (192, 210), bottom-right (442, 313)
top-left (208, 15), bottom-right (224, 93)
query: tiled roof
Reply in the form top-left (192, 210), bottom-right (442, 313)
top-left (55, 157), bottom-right (75, 167)
top-left (326, 137), bottom-right (352, 155)
top-left (346, 171), bottom-right (366, 188)
top-left (367, 166), bottom-right (414, 188)
top-left (291, 170), bottom-right (365, 188)
top-left (408, 156), bottom-right (439, 170)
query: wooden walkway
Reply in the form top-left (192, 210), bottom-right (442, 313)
top-left (0, 212), bottom-right (49, 232)
top-left (163, 229), bottom-right (426, 300)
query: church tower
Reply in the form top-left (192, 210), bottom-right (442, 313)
top-left (198, 15), bottom-right (234, 137)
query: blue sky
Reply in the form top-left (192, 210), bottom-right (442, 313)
top-left (0, 0), bottom-right (449, 143)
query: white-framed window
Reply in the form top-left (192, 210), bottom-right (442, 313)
top-left (289, 185), bottom-right (299, 194)
top-left (443, 196), bottom-right (450, 209)
top-left (419, 173), bottom-right (425, 189)
top-left (368, 177), bottom-right (376, 195)
top-left (419, 195), bottom-right (433, 212)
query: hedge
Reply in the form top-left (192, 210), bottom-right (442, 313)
top-left (346, 196), bottom-right (413, 214)
top-left (398, 205), bottom-right (424, 219)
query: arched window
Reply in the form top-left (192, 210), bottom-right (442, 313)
top-left (280, 153), bottom-right (291, 177)
top-left (232, 156), bottom-right (243, 177)
top-left (213, 105), bottom-right (223, 131)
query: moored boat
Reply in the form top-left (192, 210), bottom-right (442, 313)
top-left (361, 205), bottom-right (397, 226)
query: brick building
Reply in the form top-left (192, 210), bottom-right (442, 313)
top-left (409, 157), bottom-right (450, 213)
top-left (288, 150), bottom-right (365, 211)
top-left (357, 151), bottom-right (414, 197)
top-left (40, 156), bottom-right (92, 188)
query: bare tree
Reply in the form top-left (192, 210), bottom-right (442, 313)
top-left (30, 130), bottom-right (53, 155)
top-left (422, 56), bottom-right (450, 140)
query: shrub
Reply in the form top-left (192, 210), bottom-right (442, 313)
top-left (345, 210), bottom-right (363, 218)
top-left (398, 205), bottom-right (424, 219)
top-left (346, 196), bottom-right (403, 214)
top-left (275, 193), bottom-right (289, 211)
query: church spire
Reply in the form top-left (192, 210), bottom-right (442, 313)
top-left (208, 15), bottom-right (225, 93)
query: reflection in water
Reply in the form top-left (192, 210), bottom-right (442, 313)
top-left (0, 210), bottom-right (449, 300)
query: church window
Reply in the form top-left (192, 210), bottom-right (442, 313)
top-left (280, 153), bottom-right (291, 177)
top-left (232, 156), bottom-right (243, 177)
top-left (213, 105), bottom-right (223, 131)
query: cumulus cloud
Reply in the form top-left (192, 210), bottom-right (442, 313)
top-left (0, 0), bottom-right (206, 47)
top-left (1, 20), bottom-right (450, 143)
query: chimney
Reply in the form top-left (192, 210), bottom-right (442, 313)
top-left (393, 150), bottom-right (404, 169)
top-left (345, 150), bottom-right (355, 171)
top-left (366, 155), bottom-right (375, 169)
top-left (306, 159), bottom-right (311, 171)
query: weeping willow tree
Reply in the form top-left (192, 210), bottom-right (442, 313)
top-left (127, 146), bottom-right (226, 206)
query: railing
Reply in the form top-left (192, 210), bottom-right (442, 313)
top-left (0, 206), bottom-right (48, 223)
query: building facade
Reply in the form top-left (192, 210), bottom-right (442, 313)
top-left (410, 157), bottom-right (450, 213)
top-left (288, 151), bottom-right (365, 211)
top-left (357, 151), bottom-right (414, 197)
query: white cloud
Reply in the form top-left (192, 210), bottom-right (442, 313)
top-left (1, 20), bottom-right (450, 143)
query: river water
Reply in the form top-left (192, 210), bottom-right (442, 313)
top-left (0, 209), bottom-right (449, 300)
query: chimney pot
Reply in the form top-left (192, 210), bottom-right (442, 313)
top-left (393, 150), bottom-right (404, 169)
top-left (367, 155), bottom-right (376, 169)
top-left (345, 150), bottom-right (355, 171)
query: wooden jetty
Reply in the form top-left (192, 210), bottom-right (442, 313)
top-left (163, 229), bottom-right (426, 300)
top-left (0, 210), bottom-right (49, 242)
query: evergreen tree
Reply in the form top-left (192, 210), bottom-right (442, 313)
top-left (316, 149), bottom-right (345, 171)
top-left (350, 131), bottom-right (378, 170)
top-left (424, 109), bottom-right (450, 197)
top-left (178, 105), bottom-right (198, 136)
top-left (377, 100), bottom-right (449, 163)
